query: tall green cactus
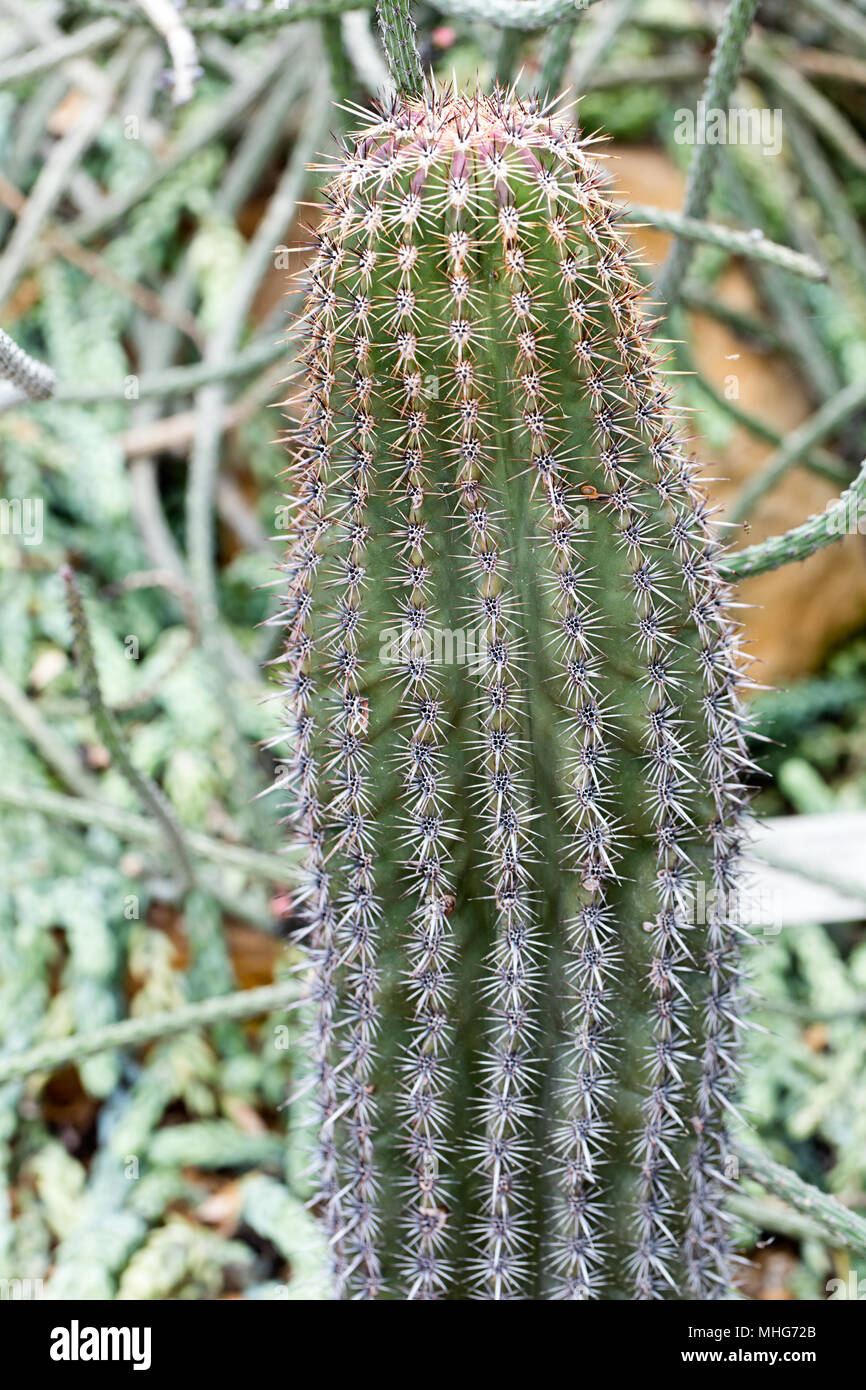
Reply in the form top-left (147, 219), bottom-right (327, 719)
top-left (278, 87), bottom-right (750, 1301)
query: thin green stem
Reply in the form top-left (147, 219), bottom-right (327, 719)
top-left (0, 782), bottom-right (300, 885)
top-left (493, 28), bottom-right (523, 87)
top-left (0, 41), bottom-right (135, 304)
top-left (622, 202), bottom-right (826, 282)
top-left (796, 0), bottom-right (866, 57)
top-left (679, 283), bottom-right (783, 351)
top-left (0, 979), bottom-right (301, 1085)
top-left (750, 40), bottom-right (866, 175)
top-left (785, 110), bottom-right (866, 303)
top-left (674, 330), bottom-right (848, 483)
top-left (720, 460), bottom-right (866, 581)
top-left (64, 43), bottom-right (292, 245)
top-left (375, 0), bottom-right (424, 95)
top-left (653, 0), bottom-right (760, 319)
top-left (538, 19), bottom-right (577, 96)
top-left (0, 668), bottom-right (96, 797)
top-left (568, 0), bottom-right (638, 94)
top-left (719, 154), bottom-right (841, 405)
top-left (61, 565), bottom-right (195, 891)
top-left (8, 331), bottom-right (286, 408)
top-left (735, 1144), bottom-right (866, 1257)
top-left (321, 15), bottom-right (354, 103)
top-left (728, 378), bottom-right (866, 523)
top-left (728, 1193), bottom-right (826, 1246)
top-left (757, 997), bottom-right (866, 1022)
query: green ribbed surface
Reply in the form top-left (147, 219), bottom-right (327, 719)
top-left (278, 89), bottom-right (749, 1301)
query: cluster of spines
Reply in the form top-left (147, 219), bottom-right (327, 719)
top-left (325, 221), bottom-right (385, 1298)
top-left (280, 87), bottom-right (749, 1301)
top-left (275, 284), bottom-right (348, 1287)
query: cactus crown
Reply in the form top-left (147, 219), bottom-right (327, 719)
top-left (278, 86), bottom-right (749, 1301)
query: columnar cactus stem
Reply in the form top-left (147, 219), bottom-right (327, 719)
top-left (281, 86), bottom-right (750, 1301)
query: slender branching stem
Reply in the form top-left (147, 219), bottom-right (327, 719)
top-left (0, 16), bottom-right (121, 84)
top-left (65, 44), bottom-right (291, 244)
top-left (0, 979), bottom-right (301, 1085)
top-left (66, 0), bottom-right (607, 33)
top-left (728, 377), bottom-right (866, 523)
top-left (720, 460), bottom-right (866, 581)
top-left (653, 0), bottom-right (760, 319)
top-left (321, 15), bottom-right (355, 103)
top-left (493, 28), bottom-right (523, 86)
top-left (538, 18), bottom-right (577, 96)
top-left (0, 783), bottom-right (300, 885)
top-left (6, 332), bottom-right (288, 410)
top-left (567, 0), bottom-right (638, 95)
top-left (0, 668), bottom-right (96, 797)
top-left (622, 203), bottom-right (826, 282)
top-left (735, 1144), bottom-right (866, 1257)
top-left (750, 40), bottom-right (866, 174)
top-left (797, 0), bottom-right (866, 51)
top-left (61, 565), bottom-right (195, 892)
top-left (375, 0), bottom-right (424, 95)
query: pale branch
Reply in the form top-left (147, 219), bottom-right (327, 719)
top-left (0, 16), bottom-right (122, 84)
top-left (0, 325), bottom-right (56, 400)
top-left (135, 0), bottom-right (201, 105)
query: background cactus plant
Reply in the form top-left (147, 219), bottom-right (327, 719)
top-left (280, 86), bottom-right (750, 1300)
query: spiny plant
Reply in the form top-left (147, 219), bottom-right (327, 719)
top-left (276, 84), bottom-right (751, 1301)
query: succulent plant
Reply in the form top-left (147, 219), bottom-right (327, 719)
top-left (278, 86), bottom-right (750, 1301)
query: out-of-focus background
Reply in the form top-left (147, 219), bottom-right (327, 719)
top-left (1, 0), bottom-right (865, 1300)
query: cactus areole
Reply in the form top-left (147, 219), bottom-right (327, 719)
top-left (279, 88), bottom-right (749, 1301)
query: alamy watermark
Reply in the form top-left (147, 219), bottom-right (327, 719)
top-left (0, 496), bottom-right (43, 545)
top-left (381, 623), bottom-right (489, 670)
top-left (827, 494), bottom-right (866, 537)
top-left (827, 1271), bottom-right (866, 1300)
top-left (0, 1276), bottom-right (44, 1300)
top-left (674, 100), bottom-right (783, 157)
